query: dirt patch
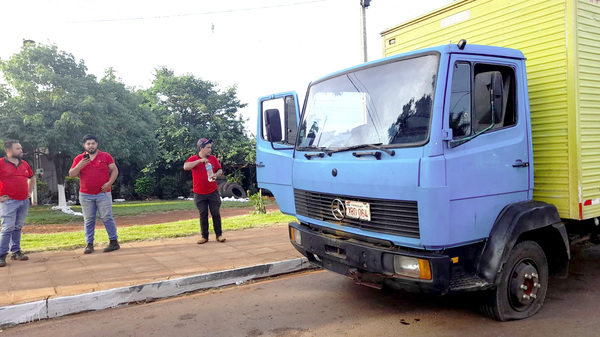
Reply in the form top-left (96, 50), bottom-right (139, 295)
top-left (23, 204), bottom-right (281, 234)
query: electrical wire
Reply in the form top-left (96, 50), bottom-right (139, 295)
top-left (66, 0), bottom-right (326, 24)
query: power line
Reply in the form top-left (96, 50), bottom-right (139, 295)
top-left (66, 0), bottom-right (326, 24)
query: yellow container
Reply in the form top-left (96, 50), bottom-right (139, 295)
top-left (381, 0), bottom-right (600, 220)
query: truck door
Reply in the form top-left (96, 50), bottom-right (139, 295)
top-left (256, 92), bottom-right (300, 215)
top-left (443, 57), bottom-right (531, 244)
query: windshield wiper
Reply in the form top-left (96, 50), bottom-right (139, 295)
top-left (330, 143), bottom-right (395, 156)
top-left (297, 145), bottom-right (333, 158)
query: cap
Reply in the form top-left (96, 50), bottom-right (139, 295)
top-left (197, 138), bottom-right (213, 148)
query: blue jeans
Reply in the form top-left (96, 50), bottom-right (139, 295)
top-left (79, 192), bottom-right (118, 244)
top-left (0, 198), bottom-right (30, 255)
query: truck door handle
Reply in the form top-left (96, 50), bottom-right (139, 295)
top-left (512, 160), bottom-right (529, 168)
top-left (256, 162), bottom-right (265, 168)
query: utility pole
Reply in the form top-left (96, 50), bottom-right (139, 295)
top-left (360, 0), bottom-right (371, 63)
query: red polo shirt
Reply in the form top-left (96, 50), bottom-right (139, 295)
top-left (71, 151), bottom-right (115, 194)
top-left (0, 157), bottom-right (34, 200)
top-left (186, 155), bottom-right (221, 195)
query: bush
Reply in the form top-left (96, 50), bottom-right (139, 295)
top-left (158, 175), bottom-right (179, 199)
top-left (37, 179), bottom-right (52, 205)
top-left (248, 189), bottom-right (267, 214)
top-left (226, 170), bottom-right (244, 185)
top-left (135, 176), bottom-right (155, 199)
top-left (64, 176), bottom-right (79, 201)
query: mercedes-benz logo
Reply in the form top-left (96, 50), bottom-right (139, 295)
top-left (331, 198), bottom-right (345, 220)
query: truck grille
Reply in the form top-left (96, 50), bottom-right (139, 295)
top-left (294, 189), bottom-right (420, 239)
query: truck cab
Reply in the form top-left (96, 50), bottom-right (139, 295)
top-left (256, 42), bottom-right (569, 321)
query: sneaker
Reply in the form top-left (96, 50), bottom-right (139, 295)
top-left (84, 243), bottom-right (94, 254)
top-left (11, 250), bottom-right (29, 261)
top-left (197, 238), bottom-right (209, 244)
top-left (216, 236), bottom-right (226, 243)
top-left (103, 240), bottom-right (120, 253)
top-left (0, 254), bottom-right (6, 267)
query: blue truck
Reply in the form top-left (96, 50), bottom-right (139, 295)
top-left (255, 0), bottom-right (599, 322)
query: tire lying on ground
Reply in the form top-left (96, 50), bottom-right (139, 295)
top-left (225, 183), bottom-right (247, 199)
top-left (218, 182), bottom-right (231, 197)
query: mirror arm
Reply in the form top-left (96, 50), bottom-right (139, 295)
top-left (270, 141), bottom-right (294, 151)
top-left (448, 122), bottom-right (494, 149)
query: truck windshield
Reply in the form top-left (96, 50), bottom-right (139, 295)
top-left (297, 54), bottom-right (438, 151)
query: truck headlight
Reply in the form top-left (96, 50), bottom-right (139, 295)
top-left (290, 227), bottom-right (302, 246)
top-left (393, 255), bottom-right (432, 280)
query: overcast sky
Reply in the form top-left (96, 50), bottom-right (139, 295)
top-left (1, 0), bottom-right (453, 135)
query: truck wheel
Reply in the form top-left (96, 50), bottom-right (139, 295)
top-left (480, 240), bottom-right (548, 321)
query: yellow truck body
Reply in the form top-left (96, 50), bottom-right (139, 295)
top-left (381, 0), bottom-right (600, 220)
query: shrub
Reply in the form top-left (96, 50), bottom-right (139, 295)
top-left (64, 176), bottom-right (80, 201)
top-left (37, 179), bottom-right (52, 205)
top-left (248, 189), bottom-right (267, 214)
top-left (135, 176), bottom-right (155, 199)
top-left (158, 175), bottom-right (179, 199)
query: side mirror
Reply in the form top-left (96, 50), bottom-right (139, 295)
top-left (265, 108), bottom-right (283, 142)
top-left (474, 71), bottom-right (503, 131)
top-left (490, 72), bottom-right (504, 124)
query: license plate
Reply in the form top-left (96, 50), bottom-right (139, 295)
top-left (345, 200), bottom-right (371, 221)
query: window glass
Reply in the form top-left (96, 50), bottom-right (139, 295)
top-left (297, 54), bottom-right (439, 150)
top-left (449, 62), bottom-right (472, 138)
top-left (261, 98), bottom-right (284, 141)
top-left (473, 64), bottom-right (516, 133)
top-left (449, 62), bottom-right (517, 139)
top-left (261, 96), bottom-right (297, 145)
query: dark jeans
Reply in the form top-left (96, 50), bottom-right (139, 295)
top-left (193, 190), bottom-right (222, 239)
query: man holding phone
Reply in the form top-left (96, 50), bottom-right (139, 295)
top-left (69, 134), bottom-right (120, 254)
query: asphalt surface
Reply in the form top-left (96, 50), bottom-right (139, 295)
top-left (3, 242), bottom-right (600, 337)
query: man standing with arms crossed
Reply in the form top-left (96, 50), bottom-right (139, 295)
top-left (0, 140), bottom-right (35, 267)
top-left (69, 134), bottom-right (120, 254)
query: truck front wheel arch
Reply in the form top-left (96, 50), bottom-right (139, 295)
top-left (477, 201), bottom-right (569, 284)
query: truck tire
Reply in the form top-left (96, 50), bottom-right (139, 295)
top-left (480, 240), bottom-right (548, 321)
top-left (225, 183), bottom-right (247, 199)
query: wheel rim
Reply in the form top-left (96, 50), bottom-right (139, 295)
top-left (508, 258), bottom-right (542, 311)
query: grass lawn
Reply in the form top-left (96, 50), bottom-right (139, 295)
top-left (21, 211), bottom-right (297, 252)
top-left (26, 199), bottom-right (264, 225)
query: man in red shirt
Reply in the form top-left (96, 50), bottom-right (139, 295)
top-left (69, 134), bottom-right (119, 254)
top-left (0, 140), bottom-right (35, 267)
top-left (184, 138), bottom-right (225, 244)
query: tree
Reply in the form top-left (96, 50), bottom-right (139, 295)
top-left (0, 43), bottom-right (96, 202)
top-left (0, 43), bottom-right (158, 202)
top-left (140, 67), bottom-right (253, 197)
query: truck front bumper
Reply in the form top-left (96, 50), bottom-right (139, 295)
top-left (289, 222), bottom-right (452, 295)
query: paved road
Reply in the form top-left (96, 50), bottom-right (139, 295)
top-left (2, 243), bottom-right (599, 337)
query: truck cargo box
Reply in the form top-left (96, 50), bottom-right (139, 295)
top-left (381, 0), bottom-right (600, 220)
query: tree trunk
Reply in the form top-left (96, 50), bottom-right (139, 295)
top-left (52, 153), bottom-right (69, 206)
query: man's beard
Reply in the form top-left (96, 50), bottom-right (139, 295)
top-left (9, 152), bottom-right (23, 159)
top-left (86, 149), bottom-right (98, 154)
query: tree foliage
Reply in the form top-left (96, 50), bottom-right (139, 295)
top-left (140, 68), bottom-right (253, 196)
top-left (0, 43), bottom-right (158, 187)
top-left (0, 44), bottom-right (254, 200)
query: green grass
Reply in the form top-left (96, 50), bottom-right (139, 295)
top-left (26, 199), bottom-right (261, 225)
top-left (21, 211), bottom-right (297, 252)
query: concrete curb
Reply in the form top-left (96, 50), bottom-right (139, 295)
top-left (0, 257), bottom-right (315, 327)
